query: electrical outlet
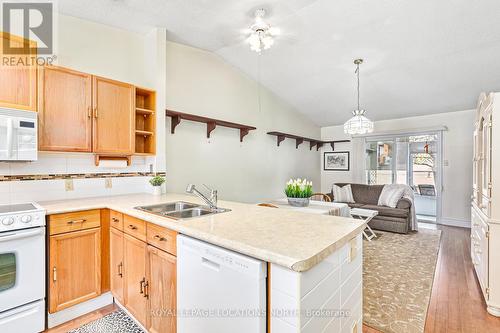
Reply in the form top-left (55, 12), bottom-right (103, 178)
top-left (105, 178), bottom-right (112, 189)
top-left (65, 179), bottom-right (74, 191)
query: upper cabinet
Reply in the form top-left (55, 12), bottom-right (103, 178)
top-left (34, 66), bottom-right (150, 156)
top-left (92, 76), bottom-right (135, 155)
top-left (0, 32), bottom-right (37, 111)
top-left (38, 66), bottom-right (93, 152)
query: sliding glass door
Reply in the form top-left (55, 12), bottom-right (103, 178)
top-left (365, 132), bottom-right (442, 223)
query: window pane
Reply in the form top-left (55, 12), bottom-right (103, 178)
top-left (366, 141), bottom-right (393, 185)
top-left (0, 253), bottom-right (16, 292)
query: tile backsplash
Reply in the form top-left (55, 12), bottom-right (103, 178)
top-left (0, 153), bottom-right (166, 205)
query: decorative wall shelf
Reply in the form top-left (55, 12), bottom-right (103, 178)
top-left (267, 131), bottom-right (350, 150)
top-left (166, 110), bottom-right (257, 142)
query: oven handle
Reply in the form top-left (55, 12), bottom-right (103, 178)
top-left (0, 228), bottom-right (44, 242)
top-left (6, 118), bottom-right (13, 158)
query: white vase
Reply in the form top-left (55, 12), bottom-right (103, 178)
top-left (152, 186), bottom-right (162, 196)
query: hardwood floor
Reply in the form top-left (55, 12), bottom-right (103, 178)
top-left (363, 224), bottom-right (500, 333)
top-left (44, 225), bottom-right (500, 333)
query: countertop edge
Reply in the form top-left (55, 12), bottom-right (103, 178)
top-left (41, 197), bottom-right (365, 273)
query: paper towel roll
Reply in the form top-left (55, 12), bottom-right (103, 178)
top-left (97, 159), bottom-right (128, 168)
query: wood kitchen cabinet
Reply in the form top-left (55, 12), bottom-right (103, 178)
top-left (147, 245), bottom-right (177, 333)
top-left (0, 32), bottom-right (37, 111)
top-left (49, 228), bottom-right (101, 313)
top-left (123, 233), bottom-right (148, 326)
top-left (109, 212), bottom-right (177, 332)
top-left (38, 66), bottom-right (92, 152)
top-left (93, 76), bottom-right (135, 155)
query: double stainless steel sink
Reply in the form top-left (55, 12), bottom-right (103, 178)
top-left (135, 201), bottom-right (230, 220)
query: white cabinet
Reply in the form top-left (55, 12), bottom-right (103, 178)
top-left (472, 92), bottom-right (500, 317)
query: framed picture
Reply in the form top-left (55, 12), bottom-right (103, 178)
top-left (324, 151), bottom-right (350, 171)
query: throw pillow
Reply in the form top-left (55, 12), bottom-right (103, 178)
top-left (378, 184), bottom-right (405, 208)
top-left (332, 184), bottom-right (355, 203)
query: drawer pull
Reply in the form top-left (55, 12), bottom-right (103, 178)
top-left (128, 224), bottom-right (138, 230)
top-left (154, 235), bottom-right (167, 242)
top-left (112, 217), bottom-right (120, 223)
top-left (118, 262), bottom-right (123, 277)
top-left (67, 219), bottom-right (86, 225)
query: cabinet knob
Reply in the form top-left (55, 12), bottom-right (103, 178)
top-left (128, 224), bottom-right (138, 230)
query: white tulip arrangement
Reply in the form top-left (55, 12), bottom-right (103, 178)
top-left (285, 178), bottom-right (313, 198)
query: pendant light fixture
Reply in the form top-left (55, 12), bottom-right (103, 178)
top-left (343, 59), bottom-right (374, 135)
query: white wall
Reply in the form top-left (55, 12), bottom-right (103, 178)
top-left (0, 15), bottom-right (166, 204)
top-left (321, 109), bottom-right (475, 226)
top-left (165, 42), bottom-right (321, 203)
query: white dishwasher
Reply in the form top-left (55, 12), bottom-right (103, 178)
top-left (177, 235), bottom-right (267, 333)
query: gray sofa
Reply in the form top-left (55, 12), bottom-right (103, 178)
top-left (330, 183), bottom-right (412, 234)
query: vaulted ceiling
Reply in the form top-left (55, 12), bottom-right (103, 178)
top-left (59, 0), bottom-right (500, 126)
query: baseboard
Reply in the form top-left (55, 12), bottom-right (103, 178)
top-left (114, 299), bottom-right (148, 332)
top-left (487, 304), bottom-right (500, 317)
top-left (47, 292), bottom-right (113, 328)
top-left (438, 217), bottom-right (471, 228)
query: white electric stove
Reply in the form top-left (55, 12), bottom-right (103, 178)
top-left (0, 202), bottom-right (46, 333)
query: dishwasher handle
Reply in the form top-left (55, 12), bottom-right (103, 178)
top-left (201, 257), bottom-right (220, 271)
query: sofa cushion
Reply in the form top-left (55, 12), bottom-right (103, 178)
top-left (332, 184), bottom-right (355, 203)
top-left (361, 204), bottom-right (409, 218)
top-left (335, 183), bottom-right (384, 205)
top-left (347, 203), bottom-right (365, 208)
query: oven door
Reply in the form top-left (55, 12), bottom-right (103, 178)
top-left (0, 227), bottom-right (45, 312)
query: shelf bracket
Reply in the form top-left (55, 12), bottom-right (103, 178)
top-left (316, 142), bottom-right (324, 151)
top-left (295, 138), bottom-right (304, 149)
top-left (207, 121), bottom-right (216, 138)
top-left (310, 141), bottom-right (317, 150)
top-left (240, 128), bottom-right (250, 142)
top-left (171, 115), bottom-right (181, 134)
top-left (277, 135), bottom-right (286, 146)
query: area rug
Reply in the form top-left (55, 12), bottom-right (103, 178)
top-left (68, 310), bottom-right (144, 333)
top-left (363, 228), bottom-right (441, 333)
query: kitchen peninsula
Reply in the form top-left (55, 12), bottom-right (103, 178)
top-left (41, 193), bottom-right (365, 332)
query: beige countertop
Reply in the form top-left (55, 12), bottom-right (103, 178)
top-left (39, 193), bottom-right (365, 272)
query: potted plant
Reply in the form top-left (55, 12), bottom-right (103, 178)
top-left (285, 178), bottom-right (313, 207)
top-left (149, 175), bottom-right (165, 196)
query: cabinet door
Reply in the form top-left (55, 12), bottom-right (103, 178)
top-left (110, 227), bottom-right (124, 304)
top-left (147, 245), bottom-right (177, 333)
top-left (0, 33), bottom-right (37, 111)
top-left (124, 233), bottom-right (148, 326)
top-left (49, 228), bottom-right (101, 313)
top-left (38, 66), bottom-right (92, 152)
top-left (92, 76), bottom-right (134, 154)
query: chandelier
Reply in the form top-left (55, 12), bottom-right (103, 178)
top-left (344, 59), bottom-right (374, 135)
top-left (246, 9), bottom-right (279, 53)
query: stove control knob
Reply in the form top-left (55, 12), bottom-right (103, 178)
top-left (20, 215), bottom-right (32, 223)
top-left (2, 217), bottom-right (14, 226)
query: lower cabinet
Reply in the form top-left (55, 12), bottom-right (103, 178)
top-left (49, 227), bottom-right (101, 313)
top-left (109, 210), bottom-right (177, 332)
top-left (124, 233), bottom-right (149, 326)
top-left (147, 245), bottom-right (177, 333)
top-left (110, 227), bottom-right (124, 304)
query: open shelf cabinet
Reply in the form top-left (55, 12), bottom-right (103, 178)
top-left (135, 87), bottom-right (156, 155)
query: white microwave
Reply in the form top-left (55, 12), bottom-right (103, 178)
top-left (0, 108), bottom-right (37, 161)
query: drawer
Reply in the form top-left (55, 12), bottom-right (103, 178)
top-left (123, 215), bottom-right (146, 241)
top-left (147, 222), bottom-right (177, 255)
top-left (110, 210), bottom-right (123, 231)
top-left (49, 210), bottom-right (101, 235)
